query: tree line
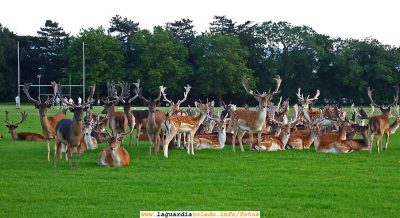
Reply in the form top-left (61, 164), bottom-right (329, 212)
top-left (1, 15), bottom-right (399, 106)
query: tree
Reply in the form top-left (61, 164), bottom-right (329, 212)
top-left (0, 23), bottom-right (18, 101)
top-left (192, 32), bottom-right (254, 106)
top-left (64, 26), bottom-right (125, 99)
top-left (165, 18), bottom-right (197, 49)
top-left (130, 26), bottom-right (193, 98)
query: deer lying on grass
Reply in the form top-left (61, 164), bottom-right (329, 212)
top-left (97, 113), bottom-right (134, 167)
top-left (164, 100), bottom-right (211, 158)
top-left (4, 111), bottom-right (46, 141)
top-left (327, 125), bottom-right (370, 151)
top-left (141, 86), bottom-right (167, 155)
top-left (367, 85), bottom-right (400, 153)
top-left (231, 75), bottom-right (282, 153)
top-left (24, 82), bottom-right (67, 162)
top-left (286, 104), bottom-right (317, 150)
top-left (54, 83), bottom-right (95, 169)
top-left (191, 114), bottom-right (230, 150)
top-left (311, 107), bottom-right (354, 153)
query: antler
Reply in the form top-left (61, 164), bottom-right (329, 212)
top-left (242, 75), bottom-right (259, 97)
top-left (394, 84), bottom-right (399, 105)
top-left (4, 111), bottom-right (11, 125)
top-left (128, 79), bottom-right (142, 103)
top-left (57, 82), bottom-right (76, 108)
top-left (333, 105), bottom-right (344, 122)
top-left (115, 113), bottom-right (135, 138)
top-left (87, 83), bottom-right (96, 102)
top-left (307, 90), bottom-right (320, 102)
top-left (296, 88), bottom-right (304, 101)
top-left (367, 87), bottom-right (382, 109)
top-left (117, 82), bottom-right (131, 104)
top-left (394, 105), bottom-right (400, 118)
top-left (178, 84), bottom-right (191, 104)
top-left (160, 85), bottom-right (173, 105)
top-left (23, 83), bottom-right (41, 104)
top-left (5, 111), bottom-right (28, 126)
top-left (272, 75), bottom-right (282, 95)
top-left (358, 105), bottom-right (370, 120)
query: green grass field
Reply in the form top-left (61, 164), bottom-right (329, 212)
top-left (0, 103), bottom-right (399, 217)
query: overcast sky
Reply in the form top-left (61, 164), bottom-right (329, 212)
top-left (1, 0), bottom-right (399, 47)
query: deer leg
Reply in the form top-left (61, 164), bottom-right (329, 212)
top-left (148, 134), bottom-right (152, 155)
top-left (384, 132), bottom-right (389, 150)
top-left (160, 128), bottom-right (165, 152)
top-left (46, 139), bottom-right (51, 162)
top-left (164, 133), bottom-right (175, 158)
top-left (177, 134), bottom-right (182, 149)
top-left (136, 124), bottom-right (141, 147)
top-left (76, 145), bottom-right (80, 169)
top-left (183, 133), bottom-right (186, 149)
top-left (237, 130), bottom-right (246, 152)
top-left (54, 140), bottom-right (61, 168)
top-left (376, 134), bottom-right (383, 153)
top-left (190, 132), bottom-right (195, 155)
top-left (257, 132), bottom-right (262, 153)
top-left (232, 130), bottom-right (237, 152)
top-left (248, 130), bottom-right (254, 153)
top-left (369, 132), bottom-right (375, 154)
top-left (67, 145), bottom-right (72, 169)
top-left (155, 132), bottom-right (160, 156)
top-left (187, 133), bottom-right (190, 155)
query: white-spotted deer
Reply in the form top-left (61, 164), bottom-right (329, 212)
top-left (161, 84), bottom-right (191, 148)
top-left (367, 85), bottom-right (400, 153)
top-left (328, 125), bottom-right (370, 151)
top-left (164, 100), bottom-right (211, 158)
top-left (230, 75), bottom-right (282, 153)
top-left (192, 114), bottom-right (230, 150)
top-left (4, 111), bottom-right (46, 141)
top-left (101, 81), bottom-right (130, 147)
top-left (24, 82), bottom-right (67, 162)
top-left (54, 83), bottom-right (95, 169)
top-left (98, 113), bottom-right (134, 167)
top-left (296, 88), bottom-right (321, 123)
top-left (141, 86), bottom-right (167, 155)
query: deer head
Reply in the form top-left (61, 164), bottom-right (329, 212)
top-left (141, 86), bottom-right (163, 113)
top-left (23, 82), bottom-right (57, 117)
top-left (5, 111), bottom-right (28, 133)
top-left (242, 75), bottom-right (282, 110)
top-left (161, 84), bottom-right (191, 112)
top-left (367, 85), bottom-right (399, 118)
top-left (296, 88), bottom-right (320, 109)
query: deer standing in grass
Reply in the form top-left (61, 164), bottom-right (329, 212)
top-left (4, 111), bottom-right (46, 141)
top-left (54, 83), bottom-right (95, 169)
top-left (140, 86), bottom-right (167, 155)
top-left (230, 75), bottom-right (282, 153)
top-left (367, 85), bottom-right (400, 153)
top-left (164, 100), bottom-right (211, 158)
top-left (97, 113), bottom-right (134, 167)
top-left (101, 81), bottom-right (130, 147)
top-left (119, 80), bottom-right (142, 147)
top-left (161, 84), bottom-right (191, 148)
top-left (24, 82), bottom-right (67, 162)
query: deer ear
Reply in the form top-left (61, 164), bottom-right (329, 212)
top-left (143, 101), bottom-right (149, 106)
top-left (130, 101), bottom-right (134, 106)
top-left (47, 104), bottom-right (52, 108)
top-left (6, 125), bottom-right (10, 128)
top-left (83, 106), bottom-right (89, 111)
top-left (34, 104), bottom-right (39, 109)
top-left (69, 108), bottom-right (75, 113)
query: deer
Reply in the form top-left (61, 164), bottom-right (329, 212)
top-left (161, 84), bottom-right (191, 148)
top-left (190, 113), bottom-right (230, 150)
top-left (251, 103), bottom-right (299, 152)
top-left (101, 81), bottom-right (130, 147)
top-left (119, 80), bottom-right (142, 147)
top-left (286, 104), bottom-right (317, 150)
top-left (4, 111), bottom-right (46, 141)
top-left (83, 111), bottom-right (98, 150)
top-left (24, 82), bottom-right (67, 162)
top-left (327, 125), bottom-right (370, 151)
top-left (230, 75), bottom-right (282, 153)
top-left (54, 82), bottom-right (95, 169)
top-left (311, 107), bottom-right (354, 153)
top-left (367, 85), bottom-right (400, 153)
top-left (296, 88), bottom-right (322, 123)
top-left (164, 100), bottom-right (212, 158)
top-left (97, 113), bottom-right (134, 167)
top-left (140, 86), bottom-right (167, 155)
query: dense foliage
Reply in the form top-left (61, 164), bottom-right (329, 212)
top-left (1, 16), bottom-right (399, 106)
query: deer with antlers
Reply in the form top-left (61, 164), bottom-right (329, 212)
top-left (101, 81), bottom-right (131, 147)
top-left (140, 86), bottom-right (167, 155)
top-left (296, 88), bottom-right (322, 123)
top-left (83, 111), bottom-right (98, 150)
top-left (119, 80), bottom-right (142, 147)
top-left (24, 82), bottom-right (67, 162)
top-left (53, 83), bottom-right (95, 169)
top-left (230, 75), bottom-right (282, 153)
top-left (4, 111), bottom-right (46, 141)
top-left (367, 85), bottom-right (400, 153)
top-left (164, 100), bottom-right (212, 158)
top-left (97, 113), bottom-right (134, 167)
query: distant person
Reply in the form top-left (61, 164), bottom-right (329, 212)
top-left (50, 98), bottom-right (55, 109)
top-left (97, 99), bottom-right (100, 106)
top-left (69, 97), bottom-right (74, 105)
top-left (55, 96), bottom-right (60, 109)
top-left (78, 96), bottom-right (82, 106)
top-left (63, 97), bottom-right (68, 109)
top-left (87, 98), bottom-right (93, 110)
top-left (15, 95), bottom-right (20, 109)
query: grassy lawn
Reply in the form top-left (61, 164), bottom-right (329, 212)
top-left (0, 103), bottom-right (399, 217)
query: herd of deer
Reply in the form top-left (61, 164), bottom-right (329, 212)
top-left (4, 75), bottom-right (400, 169)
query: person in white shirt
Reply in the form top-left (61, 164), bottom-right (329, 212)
top-left (15, 95), bottom-right (20, 109)
top-left (78, 97), bottom-right (82, 106)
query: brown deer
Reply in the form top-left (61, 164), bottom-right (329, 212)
top-left (54, 82), bottom-right (95, 169)
top-left (119, 80), bottom-right (142, 147)
top-left (98, 113), bottom-right (134, 167)
top-left (24, 82), bottom-right (67, 162)
top-left (101, 81), bottom-right (130, 147)
top-left (328, 125), bottom-right (370, 151)
top-left (367, 85), bottom-right (399, 153)
top-left (83, 111), bottom-right (98, 150)
top-left (4, 111), bottom-right (46, 141)
top-left (230, 75), bottom-right (282, 153)
top-left (296, 88), bottom-right (321, 123)
top-left (164, 100), bottom-right (211, 158)
top-left (141, 86), bottom-right (167, 155)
